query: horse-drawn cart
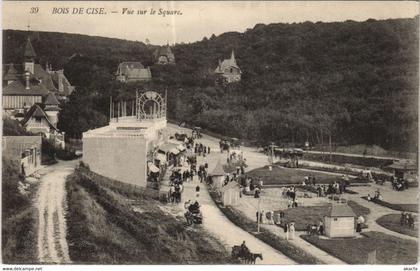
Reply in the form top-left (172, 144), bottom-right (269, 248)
top-left (231, 245), bottom-right (263, 264)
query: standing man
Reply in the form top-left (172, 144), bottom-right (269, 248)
top-left (318, 220), bottom-right (324, 235)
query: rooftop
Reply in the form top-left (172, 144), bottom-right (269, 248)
top-left (327, 204), bottom-right (356, 217)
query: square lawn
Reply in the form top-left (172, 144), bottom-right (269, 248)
top-left (376, 214), bottom-right (418, 238)
top-left (302, 231), bottom-right (418, 264)
top-left (248, 165), bottom-right (343, 185)
top-left (274, 200), bottom-right (370, 231)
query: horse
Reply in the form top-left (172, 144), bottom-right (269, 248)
top-left (232, 245), bottom-right (263, 264)
top-left (245, 253), bottom-right (263, 264)
top-left (231, 245), bottom-right (243, 259)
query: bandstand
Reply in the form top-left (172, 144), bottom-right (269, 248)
top-left (83, 90), bottom-right (168, 193)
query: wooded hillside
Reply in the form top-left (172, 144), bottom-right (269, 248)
top-left (3, 17), bottom-right (418, 152)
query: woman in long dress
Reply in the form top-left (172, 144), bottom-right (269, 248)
top-left (289, 222), bottom-right (295, 240)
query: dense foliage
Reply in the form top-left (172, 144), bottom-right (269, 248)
top-left (4, 17), bottom-right (418, 152)
top-left (2, 118), bottom-right (32, 136)
top-left (2, 158), bottom-right (37, 263)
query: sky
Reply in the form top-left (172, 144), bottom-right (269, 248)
top-left (2, 1), bottom-right (419, 45)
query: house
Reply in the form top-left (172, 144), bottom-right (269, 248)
top-left (2, 136), bottom-right (42, 176)
top-left (209, 160), bottom-right (226, 189)
top-left (20, 92), bottom-right (65, 148)
top-left (21, 103), bottom-right (58, 137)
top-left (2, 36), bottom-right (74, 117)
top-left (220, 181), bottom-right (240, 206)
top-left (116, 62), bottom-right (152, 82)
top-left (324, 204), bottom-right (356, 238)
top-left (154, 44), bottom-right (175, 65)
top-left (214, 50), bottom-right (241, 84)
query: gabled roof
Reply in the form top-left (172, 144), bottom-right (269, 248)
top-left (4, 64), bottom-right (19, 80)
top-left (24, 38), bottom-right (37, 59)
top-left (157, 44), bottom-right (173, 57)
top-left (126, 67), bottom-right (152, 80)
top-left (117, 62), bottom-right (145, 75)
top-left (34, 64), bottom-right (56, 91)
top-left (51, 71), bottom-right (75, 96)
top-left (214, 50), bottom-right (241, 73)
top-left (3, 80), bottom-right (49, 96)
top-left (44, 92), bottom-right (60, 106)
top-left (327, 204), bottom-right (356, 217)
top-left (211, 160), bottom-right (226, 176)
top-left (21, 104), bottom-right (57, 130)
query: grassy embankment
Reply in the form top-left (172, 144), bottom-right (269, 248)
top-left (376, 214), bottom-right (418, 238)
top-left (2, 158), bottom-right (38, 263)
top-left (275, 200), bottom-right (370, 231)
top-left (302, 231), bottom-right (418, 264)
top-left (208, 190), bottom-right (322, 264)
top-left (66, 166), bottom-right (235, 264)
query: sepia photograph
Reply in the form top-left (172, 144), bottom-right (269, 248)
top-left (1, 1), bottom-right (419, 269)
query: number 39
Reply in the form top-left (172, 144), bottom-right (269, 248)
top-left (30, 7), bottom-right (39, 14)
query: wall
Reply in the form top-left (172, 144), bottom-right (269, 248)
top-left (2, 136), bottom-right (42, 176)
top-left (222, 188), bottom-right (239, 206)
top-left (324, 216), bottom-right (355, 238)
top-left (2, 95), bottom-right (42, 110)
top-left (26, 117), bottom-right (51, 136)
top-left (83, 136), bottom-right (148, 187)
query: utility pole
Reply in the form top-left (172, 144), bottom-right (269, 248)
top-left (271, 143), bottom-right (275, 165)
top-left (257, 195), bottom-right (261, 233)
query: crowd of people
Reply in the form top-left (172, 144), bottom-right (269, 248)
top-left (306, 221), bottom-right (324, 236)
top-left (194, 143), bottom-right (210, 157)
top-left (392, 176), bottom-right (409, 191)
top-left (400, 211), bottom-right (416, 228)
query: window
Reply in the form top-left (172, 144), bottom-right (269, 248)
top-left (36, 117), bottom-right (42, 123)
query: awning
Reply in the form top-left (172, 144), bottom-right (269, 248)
top-left (159, 143), bottom-right (179, 153)
top-left (155, 153), bottom-right (167, 162)
top-left (170, 148), bottom-right (180, 155)
top-left (148, 162), bottom-right (160, 173)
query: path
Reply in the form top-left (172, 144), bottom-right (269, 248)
top-left (343, 186), bottom-right (418, 241)
top-left (35, 159), bottom-right (78, 263)
top-left (166, 124), bottom-right (295, 264)
top-left (238, 194), bottom-right (345, 264)
top-left (166, 124), bottom-right (417, 263)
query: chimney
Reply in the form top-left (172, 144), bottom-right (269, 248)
top-left (25, 70), bottom-right (30, 90)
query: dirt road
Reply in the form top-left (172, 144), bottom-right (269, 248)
top-left (36, 159), bottom-right (78, 263)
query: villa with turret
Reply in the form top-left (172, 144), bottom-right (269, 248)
top-left (2, 36), bottom-right (73, 147)
top-left (214, 50), bottom-right (241, 83)
top-left (154, 44), bottom-right (176, 65)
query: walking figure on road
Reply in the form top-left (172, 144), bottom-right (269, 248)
top-left (196, 185), bottom-right (200, 197)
